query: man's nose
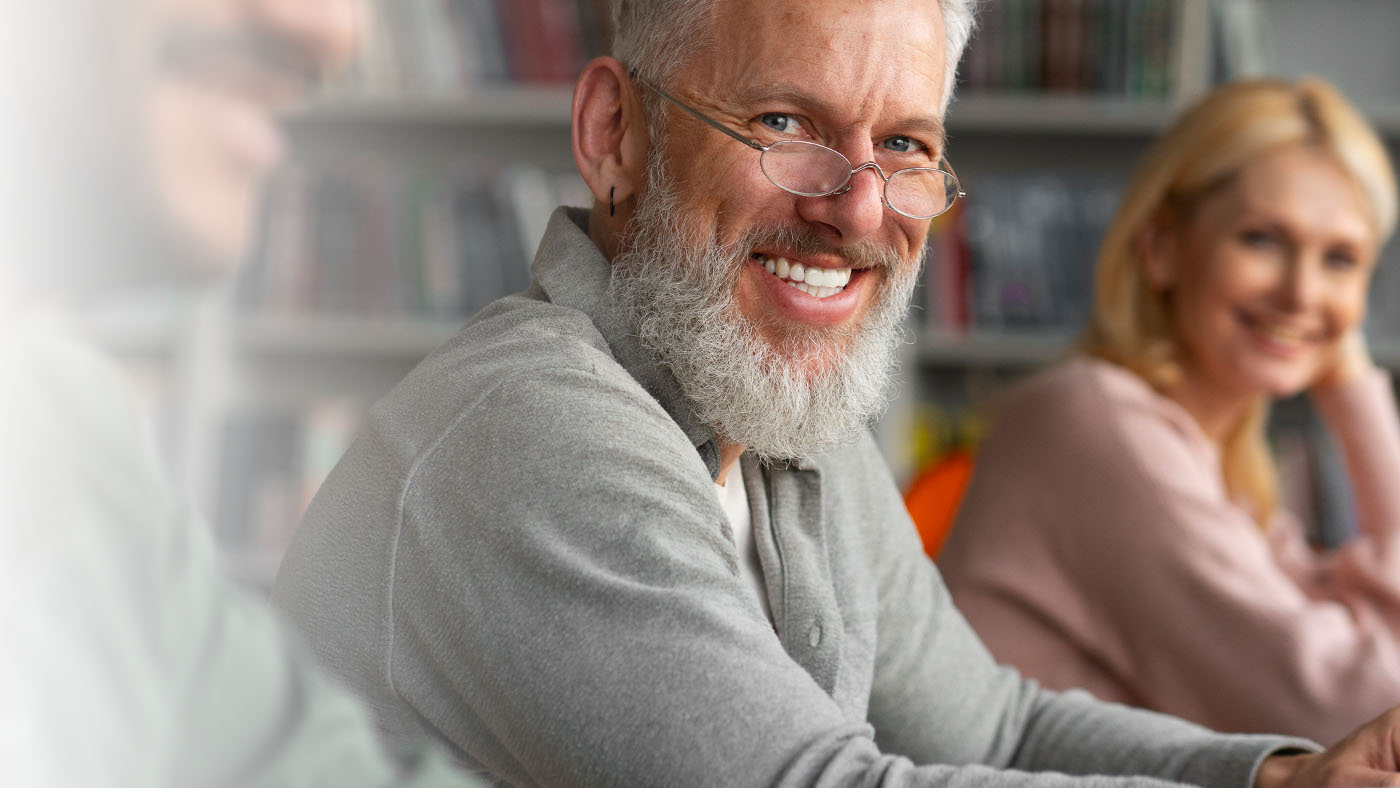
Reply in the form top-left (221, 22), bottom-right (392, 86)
top-left (797, 161), bottom-right (888, 245)
top-left (245, 0), bottom-right (361, 70)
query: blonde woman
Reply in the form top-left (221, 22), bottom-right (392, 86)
top-left (938, 77), bottom-right (1400, 745)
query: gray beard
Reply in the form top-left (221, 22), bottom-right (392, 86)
top-left (608, 152), bottom-right (924, 464)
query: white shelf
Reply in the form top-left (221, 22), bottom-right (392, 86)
top-left (286, 87), bottom-right (575, 127)
top-left (234, 319), bottom-right (1078, 367)
top-left (916, 329), bottom-right (1075, 366)
top-left (287, 89), bottom-right (1400, 139)
top-left (233, 315), bottom-right (465, 357)
top-left (917, 330), bottom-right (1400, 373)
top-left (289, 89), bottom-right (1179, 136)
top-left (947, 94), bottom-right (1178, 135)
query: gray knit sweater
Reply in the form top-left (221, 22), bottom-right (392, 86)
top-left (273, 207), bottom-right (1314, 787)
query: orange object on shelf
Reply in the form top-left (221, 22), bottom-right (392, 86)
top-left (903, 450), bottom-right (975, 558)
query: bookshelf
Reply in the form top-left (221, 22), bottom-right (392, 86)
top-left (100, 0), bottom-right (1400, 587)
top-left (233, 315), bottom-right (463, 358)
top-left (287, 88), bottom-right (577, 127)
top-left (918, 330), bottom-right (1075, 367)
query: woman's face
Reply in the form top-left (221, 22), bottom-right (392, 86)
top-left (1158, 144), bottom-right (1380, 400)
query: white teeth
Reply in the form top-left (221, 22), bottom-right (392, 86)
top-left (1257, 320), bottom-right (1308, 344)
top-left (791, 282), bottom-right (828, 297)
top-left (754, 254), bottom-right (852, 298)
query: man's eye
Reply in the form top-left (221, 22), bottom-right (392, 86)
top-left (1325, 250), bottom-right (1359, 271)
top-left (760, 113), bottom-right (797, 133)
top-left (881, 136), bottom-right (924, 154)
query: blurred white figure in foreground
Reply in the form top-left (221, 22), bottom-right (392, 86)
top-left (0, 2), bottom-right (485, 785)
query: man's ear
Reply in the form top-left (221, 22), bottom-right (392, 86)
top-left (572, 56), bottom-right (649, 213)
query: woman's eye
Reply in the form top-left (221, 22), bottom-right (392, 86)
top-left (1238, 229), bottom-right (1277, 248)
top-left (760, 113), bottom-right (797, 134)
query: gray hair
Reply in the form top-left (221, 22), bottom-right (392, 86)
top-left (611, 0), bottom-right (979, 113)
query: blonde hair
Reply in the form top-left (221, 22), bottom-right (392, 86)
top-left (1081, 77), bottom-right (1398, 525)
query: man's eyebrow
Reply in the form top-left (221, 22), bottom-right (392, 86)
top-left (728, 84), bottom-right (948, 152)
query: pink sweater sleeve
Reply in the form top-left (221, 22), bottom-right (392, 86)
top-left (1310, 368), bottom-right (1400, 573)
top-left (940, 358), bottom-right (1400, 746)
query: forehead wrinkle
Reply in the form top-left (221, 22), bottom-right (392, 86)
top-left (693, 0), bottom-right (949, 143)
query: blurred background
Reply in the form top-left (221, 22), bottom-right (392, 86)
top-left (69, 0), bottom-right (1400, 587)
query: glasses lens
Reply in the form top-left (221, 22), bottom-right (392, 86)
top-left (886, 168), bottom-right (960, 219)
top-left (760, 141), bottom-right (852, 196)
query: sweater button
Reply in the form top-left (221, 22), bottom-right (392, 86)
top-left (808, 623), bottom-right (822, 647)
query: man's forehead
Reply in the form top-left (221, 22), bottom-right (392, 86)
top-left (695, 0), bottom-right (948, 122)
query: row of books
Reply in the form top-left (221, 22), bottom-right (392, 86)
top-left (243, 158), bottom-right (1128, 338)
top-left (337, 0), bottom-right (1189, 99)
top-left (241, 156), bottom-right (591, 320)
top-left (332, 0), bottom-right (611, 95)
top-left (959, 0), bottom-right (1179, 98)
top-left (925, 173), bottom-right (1400, 341)
top-left (924, 173), bottom-right (1123, 334)
top-left (241, 146), bottom-right (1400, 360)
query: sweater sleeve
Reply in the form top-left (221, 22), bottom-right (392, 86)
top-left (1308, 369), bottom-right (1400, 578)
top-left (861, 433), bottom-right (1312, 788)
top-left (944, 360), bottom-right (1400, 746)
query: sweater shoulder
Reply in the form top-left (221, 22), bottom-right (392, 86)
top-left (987, 356), bottom-right (1220, 501)
top-left (370, 294), bottom-right (681, 466)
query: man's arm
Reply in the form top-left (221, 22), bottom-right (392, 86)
top-left (855, 433), bottom-right (1318, 788)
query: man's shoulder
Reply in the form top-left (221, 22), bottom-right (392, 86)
top-left (369, 293), bottom-right (691, 473)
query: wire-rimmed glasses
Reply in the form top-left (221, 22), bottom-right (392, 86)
top-left (632, 73), bottom-right (965, 220)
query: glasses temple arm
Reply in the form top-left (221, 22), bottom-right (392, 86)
top-left (631, 73), bottom-right (767, 153)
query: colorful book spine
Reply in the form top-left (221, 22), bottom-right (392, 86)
top-left (959, 0), bottom-right (1178, 98)
top-left (328, 0), bottom-right (611, 95)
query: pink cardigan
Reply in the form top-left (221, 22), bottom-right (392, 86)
top-left (939, 356), bottom-right (1400, 745)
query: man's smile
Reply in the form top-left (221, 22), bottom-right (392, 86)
top-left (752, 252), bottom-right (854, 298)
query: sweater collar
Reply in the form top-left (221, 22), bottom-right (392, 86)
top-left (530, 206), bottom-right (722, 477)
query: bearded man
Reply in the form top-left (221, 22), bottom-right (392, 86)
top-left (275, 1), bottom-right (1400, 786)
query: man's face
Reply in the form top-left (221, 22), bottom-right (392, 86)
top-left (656, 0), bottom-right (948, 372)
top-left (610, 0), bottom-right (949, 459)
top-left (131, 0), bottom-right (358, 269)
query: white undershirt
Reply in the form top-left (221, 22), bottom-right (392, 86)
top-left (715, 463), bottom-right (773, 622)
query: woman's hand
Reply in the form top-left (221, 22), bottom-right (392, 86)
top-left (1310, 329), bottom-right (1377, 392)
